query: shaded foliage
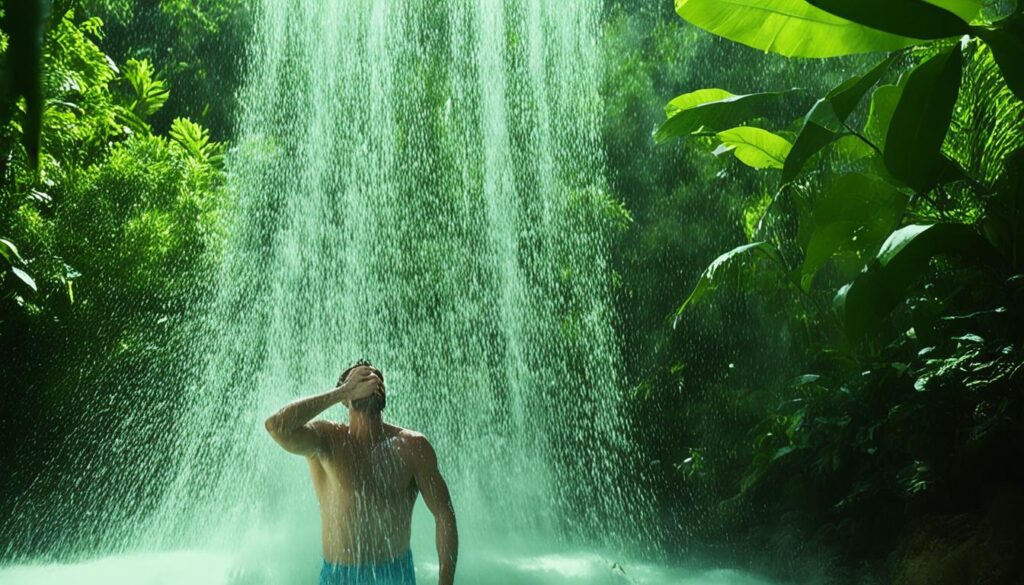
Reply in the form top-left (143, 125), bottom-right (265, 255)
top-left (658, 0), bottom-right (1024, 581)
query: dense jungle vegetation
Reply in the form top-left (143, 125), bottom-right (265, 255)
top-left (2, 1), bottom-right (1022, 584)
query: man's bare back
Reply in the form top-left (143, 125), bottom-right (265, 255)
top-left (265, 362), bottom-right (458, 584)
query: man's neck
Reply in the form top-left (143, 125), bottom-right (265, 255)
top-left (348, 410), bottom-right (385, 444)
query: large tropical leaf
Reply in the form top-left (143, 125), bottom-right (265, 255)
top-left (674, 241), bottom-right (786, 325)
top-left (864, 84), bottom-right (904, 149)
top-left (799, 173), bottom-right (907, 289)
top-left (714, 127), bottom-right (793, 169)
top-left (927, 0), bottom-right (984, 22)
top-left (982, 149), bottom-right (1024, 271)
top-left (664, 88), bottom-right (734, 117)
top-left (674, 0), bottom-right (920, 58)
top-left (834, 223), bottom-right (997, 339)
top-left (783, 55), bottom-right (895, 182)
top-left (972, 13), bottom-right (1024, 101)
top-left (883, 43), bottom-right (963, 192)
top-left (806, 0), bottom-right (970, 39)
top-left (945, 41), bottom-right (1024, 185)
top-left (656, 89), bottom-right (797, 143)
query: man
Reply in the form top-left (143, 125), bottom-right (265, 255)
top-left (264, 359), bottom-right (458, 585)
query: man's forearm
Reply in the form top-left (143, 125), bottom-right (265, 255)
top-left (265, 387), bottom-right (341, 436)
top-left (437, 512), bottom-right (458, 585)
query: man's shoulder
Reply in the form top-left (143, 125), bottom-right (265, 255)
top-left (310, 419), bottom-right (347, 438)
top-left (385, 424), bottom-right (432, 452)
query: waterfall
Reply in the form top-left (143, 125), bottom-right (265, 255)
top-left (139, 0), bottom-right (652, 564)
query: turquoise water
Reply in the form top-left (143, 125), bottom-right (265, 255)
top-left (0, 549), bottom-right (776, 585)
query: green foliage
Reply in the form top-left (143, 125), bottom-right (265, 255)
top-left (883, 43), bottom-right (963, 192)
top-left (673, 241), bottom-right (786, 324)
top-left (169, 116), bottom-right (224, 168)
top-left (714, 126), bottom-right (793, 169)
top-left (673, 0), bottom-right (919, 57)
top-left (805, 0), bottom-right (972, 39)
top-left (835, 223), bottom-right (997, 338)
top-left (783, 55), bottom-right (895, 182)
top-left (660, 1), bottom-right (1024, 573)
top-left (799, 173), bottom-right (906, 290)
top-left (120, 57), bottom-right (169, 131)
top-left (655, 88), bottom-right (797, 143)
top-left (973, 12), bottom-right (1024, 100)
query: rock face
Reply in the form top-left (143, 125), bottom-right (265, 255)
top-left (891, 489), bottom-right (1024, 585)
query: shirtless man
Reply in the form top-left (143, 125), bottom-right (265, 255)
top-left (264, 359), bottom-right (458, 585)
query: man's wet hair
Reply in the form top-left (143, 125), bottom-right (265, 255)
top-left (338, 358), bottom-right (386, 413)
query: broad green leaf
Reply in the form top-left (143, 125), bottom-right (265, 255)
top-left (864, 84), bottom-right (903, 149)
top-left (832, 134), bottom-right (876, 161)
top-left (783, 55), bottom-right (895, 182)
top-left (9, 266), bottom-right (37, 292)
top-left (656, 89), bottom-right (797, 143)
top-left (664, 88), bottom-right (734, 117)
top-left (674, 0), bottom-right (920, 58)
top-left (714, 127), bottom-right (793, 169)
top-left (973, 13), bottom-right (1024, 100)
top-left (674, 241), bottom-right (785, 324)
top-left (884, 44), bottom-right (963, 192)
top-left (928, 0), bottom-right (983, 22)
top-left (782, 112), bottom-right (840, 182)
top-left (834, 223), bottom-right (996, 339)
top-left (807, 0), bottom-right (970, 39)
top-left (982, 149), bottom-right (1024, 270)
top-left (828, 54), bottom-right (899, 120)
top-left (799, 173), bottom-right (907, 289)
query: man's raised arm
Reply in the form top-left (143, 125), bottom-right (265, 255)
top-left (264, 367), bottom-right (381, 456)
top-left (413, 436), bottom-right (458, 585)
top-left (264, 387), bottom-right (342, 456)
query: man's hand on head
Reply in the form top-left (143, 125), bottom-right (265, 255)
top-left (336, 366), bottom-right (384, 403)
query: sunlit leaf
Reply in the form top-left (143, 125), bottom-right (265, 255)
top-left (664, 88), bottom-right (733, 117)
top-left (9, 266), bottom-right (37, 292)
top-left (674, 0), bottom-right (920, 58)
top-left (714, 127), bottom-right (793, 169)
top-left (0, 238), bottom-right (25, 264)
top-left (124, 58), bottom-right (170, 121)
top-left (972, 13), bottom-right (1024, 100)
top-left (864, 84), bottom-right (903, 149)
top-left (656, 89), bottom-right (798, 143)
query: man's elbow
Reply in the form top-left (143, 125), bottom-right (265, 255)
top-left (264, 415), bottom-right (285, 439)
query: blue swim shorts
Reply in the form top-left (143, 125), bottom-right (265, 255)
top-left (318, 550), bottom-right (416, 585)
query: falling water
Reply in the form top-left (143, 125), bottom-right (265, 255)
top-left (0, 2), bottom-right (783, 584)
top-left (151, 0), bottom-right (653, 577)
